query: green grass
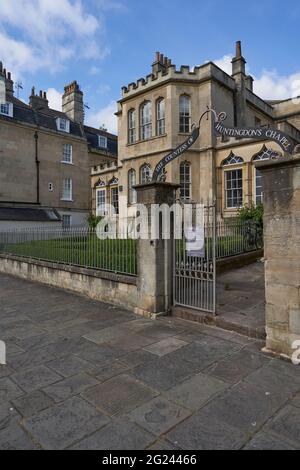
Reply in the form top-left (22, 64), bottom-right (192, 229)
top-left (1, 235), bottom-right (137, 276)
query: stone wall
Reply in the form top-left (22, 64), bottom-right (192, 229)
top-left (0, 255), bottom-right (141, 316)
top-left (257, 156), bottom-right (300, 360)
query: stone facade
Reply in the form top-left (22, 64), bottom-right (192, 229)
top-left (0, 63), bottom-right (117, 228)
top-left (92, 42), bottom-right (300, 219)
top-left (258, 156), bottom-right (300, 360)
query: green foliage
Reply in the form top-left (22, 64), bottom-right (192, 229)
top-left (238, 204), bottom-right (264, 227)
top-left (87, 214), bottom-right (103, 230)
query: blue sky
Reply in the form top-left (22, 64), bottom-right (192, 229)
top-left (0, 0), bottom-right (300, 133)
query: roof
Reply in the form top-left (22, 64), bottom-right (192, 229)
top-left (0, 207), bottom-right (61, 222)
top-left (1, 97), bottom-right (118, 155)
top-left (1, 98), bottom-right (84, 138)
top-left (84, 125), bottom-right (118, 156)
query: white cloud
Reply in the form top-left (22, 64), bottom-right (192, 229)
top-left (0, 0), bottom-right (112, 78)
top-left (86, 101), bottom-right (118, 134)
top-left (47, 88), bottom-right (62, 111)
top-left (213, 54), bottom-right (300, 101)
top-left (213, 55), bottom-right (233, 75)
top-left (254, 71), bottom-right (300, 101)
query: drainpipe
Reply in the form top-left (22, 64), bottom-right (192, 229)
top-left (34, 131), bottom-right (40, 204)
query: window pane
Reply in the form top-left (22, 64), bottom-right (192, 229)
top-left (179, 96), bottom-right (191, 133)
top-left (128, 170), bottom-right (137, 204)
top-left (141, 102), bottom-right (152, 140)
top-left (62, 144), bottom-right (72, 163)
top-left (180, 163), bottom-right (191, 200)
top-left (128, 110), bottom-right (136, 144)
top-left (111, 187), bottom-right (119, 215)
top-left (157, 99), bottom-right (165, 136)
top-left (225, 170), bottom-right (243, 208)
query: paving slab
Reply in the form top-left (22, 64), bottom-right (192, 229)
top-left (166, 373), bottom-right (229, 411)
top-left (128, 397), bottom-right (191, 436)
top-left (243, 431), bottom-right (297, 450)
top-left (12, 390), bottom-right (55, 418)
top-left (202, 382), bottom-right (286, 433)
top-left (47, 355), bottom-right (96, 378)
top-left (265, 405), bottom-right (300, 449)
top-left (0, 377), bottom-right (24, 401)
top-left (206, 349), bottom-right (271, 384)
top-left (132, 355), bottom-right (199, 391)
top-left (165, 409), bottom-right (247, 450)
top-left (69, 418), bottom-right (154, 450)
top-left (82, 374), bottom-right (158, 416)
top-left (23, 396), bottom-right (110, 450)
top-left (0, 421), bottom-right (38, 450)
top-left (44, 373), bottom-right (99, 402)
top-left (11, 365), bottom-right (62, 394)
top-left (144, 337), bottom-right (188, 357)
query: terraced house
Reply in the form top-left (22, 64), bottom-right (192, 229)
top-left (0, 64), bottom-right (117, 229)
top-left (92, 42), bottom-right (300, 218)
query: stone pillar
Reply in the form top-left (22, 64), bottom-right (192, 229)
top-left (134, 182), bottom-right (179, 317)
top-left (256, 156), bottom-right (300, 360)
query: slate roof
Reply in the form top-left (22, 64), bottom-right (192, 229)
top-left (84, 125), bottom-right (118, 157)
top-left (0, 207), bottom-right (61, 222)
top-left (1, 97), bottom-right (118, 155)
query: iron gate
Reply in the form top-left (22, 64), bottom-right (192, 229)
top-left (173, 202), bottom-right (216, 314)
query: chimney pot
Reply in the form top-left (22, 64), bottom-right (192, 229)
top-left (236, 41), bottom-right (242, 58)
top-left (156, 51), bottom-right (160, 62)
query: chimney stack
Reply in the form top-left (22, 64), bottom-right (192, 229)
top-left (62, 80), bottom-right (84, 125)
top-left (152, 51), bottom-right (172, 76)
top-left (29, 87), bottom-right (49, 111)
top-left (0, 62), bottom-right (14, 99)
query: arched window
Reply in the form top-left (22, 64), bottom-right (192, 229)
top-left (180, 162), bottom-right (191, 201)
top-left (156, 98), bottom-right (165, 136)
top-left (140, 164), bottom-right (152, 184)
top-left (222, 153), bottom-right (244, 166)
top-left (140, 101), bottom-right (152, 140)
top-left (222, 153), bottom-right (244, 209)
top-left (179, 95), bottom-right (191, 133)
top-left (128, 109), bottom-right (136, 144)
top-left (128, 169), bottom-right (137, 204)
top-left (252, 146), bottom-right (279, 206)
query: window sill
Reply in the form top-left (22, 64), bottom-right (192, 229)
top-left (61, 161), bottom-right (74, 165)
top-left (127, 134), bottom-right (167, 147)
top-left (61, 199), bottom-right (74, 202)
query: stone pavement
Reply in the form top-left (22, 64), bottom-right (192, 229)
top-left (217, 262), bottom-right (266, 337)
top-left (0, 273), bottom-right (299, 450)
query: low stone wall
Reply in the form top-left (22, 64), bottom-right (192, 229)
top-left (217, 250), bottom-right (264, 274)
top-left (0, 254), bottom-right (141, 316)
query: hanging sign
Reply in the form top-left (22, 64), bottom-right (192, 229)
top-left (214, 120), bottom-right (295, 155)
top-left (186, 226), bottom-right (205, 258)
top-left (152, 126), bottom-right (200, 181)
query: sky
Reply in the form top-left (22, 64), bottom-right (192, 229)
top-left (0, 0), bottom-right (300, 134)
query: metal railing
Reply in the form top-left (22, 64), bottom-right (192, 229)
top-left (215, 219), bottom-right (263, 259)
top-left (0, 227), bottom-right (138, 276)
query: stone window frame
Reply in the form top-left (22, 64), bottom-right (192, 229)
top-left (179, 94), bottom-right (191, 134)
top-left (62, 143), bottom-right (73, 164)
top-left (140, 101), bottom-right (152, 141)
top-left (156, 97), bottom-right (166, 136)
top-left (252, 145), bottom-right (279, 206)
top-left (140, 163), bottom-right (152, 184)
top-left (128, 168), bottom-right (137, 205)
top-left (128, 109), bottom-right (136, 144)
top-left (61, 177), bottom-right (73, 202)
top-left (179, 161), bottom-right (192, 201)
top-left (222, 153), bottom-right (244, 210)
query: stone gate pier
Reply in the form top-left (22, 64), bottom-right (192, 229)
top-left (257, 155), bottom-right (300, 360)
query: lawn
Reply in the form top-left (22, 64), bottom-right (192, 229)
top-left (0, 234), bottom-right (138, 276)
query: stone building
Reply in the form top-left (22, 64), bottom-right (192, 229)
top-left (0, 64), bottom-right (117, 229)
top-left (91, 42), bottom-right (300, 218)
